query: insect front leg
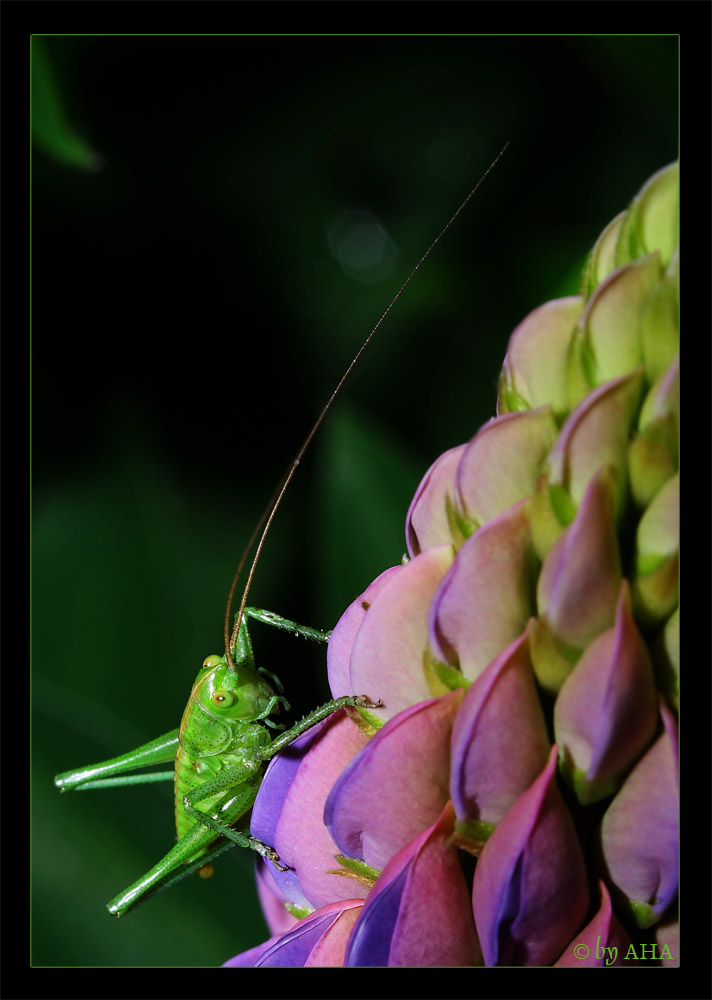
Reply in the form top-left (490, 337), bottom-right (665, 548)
top-left (260, 693), bottom-right (383, 761)
top-left (244, 606), bottom-right (331, 643)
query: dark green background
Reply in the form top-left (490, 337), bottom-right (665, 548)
top-left (32, 34), bottom-right (678, 967)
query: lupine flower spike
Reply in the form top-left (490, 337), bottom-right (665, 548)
top-left (226, 162), bottom-right (679, 968)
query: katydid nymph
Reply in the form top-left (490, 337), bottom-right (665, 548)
top-left (54, 144), bottom-right (509, 919)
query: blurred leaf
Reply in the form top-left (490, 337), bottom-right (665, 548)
top-left (31, 37), bottom-right (99, 171)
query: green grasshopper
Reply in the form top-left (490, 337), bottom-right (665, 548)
top-left (55, 605), bottom-right (378, 917)
top-left (54, 145), bottom-right (509, 919)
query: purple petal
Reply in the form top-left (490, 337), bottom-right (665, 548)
top-left (456, 408), bottom-right (557, 528)
top-left (555, 881), bottom-right (631, 967)
top-left (222, 934), bottom-right (286, 967)
top-left (405, 444), bottom-right (466, 556)
top-left (554, 580), bottom-right (658, 803)
top-left (304, 901), bottom-right (364, 966)
top-left (599, 700), bottom-right (678, 927)
top-left (346, 802), bottom-right (481, 967)
top-left (536, 466), bottom-right (621, 654)
top-left (346, 861), bottom-right (408, 966)
top-left (325, 691), bottom-right (463, 872)
top-left (348, 546), bottom-right (454, 721)
top-left (450, 627), bottom-right (550, 834)
top-left (250, 724), bottom-right (320, 911)
top-left (547, 369), bottom-right (643, 514)
top-left (473, 745), bottom-right (589, 966)
top-left (327, 565), bottom-right (403, 699)
top-left (251, 710), bottom-right (370, 910)
top-left (255, 861), bottom-right (299, 937)
top-left (429, 500), bottom-right (534, 682)
top-left (254, 900), bottom-right (364, 967)
top-left (652, 907), bottom-right (679, 967)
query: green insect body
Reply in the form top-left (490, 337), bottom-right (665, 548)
top-left (173, 631), bottom-right (280, 845)
top-left (55, 608), bottom-right (378, 917)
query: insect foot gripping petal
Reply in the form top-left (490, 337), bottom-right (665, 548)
top-left (355, 696), bottom-right (384, 709)
top-left (244, 834), bottom-right (290, 871)
top-left (267, 850), bottom-right (290, 873)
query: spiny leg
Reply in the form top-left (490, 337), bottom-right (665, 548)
top-left (180, 763), bottom-right (287, 869)
top-left (183, 696), bottom-right (381, 871)
top-left (108, 766), bottom-right (285, 916)
top-left (64, 771), bottom-right (175, 791)
top-left (261, 694), bottom-right (382, 761)
top-left (241, 606), bottom-right (331, 710)
top-left (107, 816), bottom-right (241, 918)
top-left (55, 730), bottom-right (180, 792)
top-left (244, 606), bottom-right (332, 643)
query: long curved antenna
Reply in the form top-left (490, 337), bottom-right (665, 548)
top-left (224, 141), bottom-right (510, 667)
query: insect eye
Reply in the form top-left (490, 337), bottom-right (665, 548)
top-left (211, 689), bottom-right (235, 708)
top-left (202, 654), bottom-right (222, 670)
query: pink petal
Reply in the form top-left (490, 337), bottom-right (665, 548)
top-left (222, 934), bottom-right (286, 967)
top-left (325, 691), bottom-right (463, 872)
top-left (456, 407), bottom-right (558, 528)
top-left (554, 580), bottom-right (658, 803)
top-left (599, 700), bottom-right (678, 927)
top-left (405, 444), bottom-right (466, 556)
top-left (497, 296), bottom-right (583, 419)
top-left (255, 861), bottom-right (299, 937)
top-left (547, 369), bottom-right (643, 512)
top-left (450, 627), bottom-right (550, 833)
top-left (345, 802), bottom-right (482, 966)
top-left (327, 565), bottom-right (403, 699)
top-left (304, 902), bottom-right (363, 966)
top-left (429, 500), bottom-right (535, 682)
top-left (555, 880), bottom-right (631, 966)
top-left (253, 900), bottom-right (364, 967)
top-left (473, 745), bottom-right (589, 966)
top-left (349, 545), bottom-right (454, 721)
top-left (537, 466), bottom-right (621, 652)
top-left (253, 710), bottom-right (371, 910)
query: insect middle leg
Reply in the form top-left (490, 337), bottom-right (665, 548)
top-left (182, 694), bottom-right (382, 870)
top-left (181, 764), bottom-right (287, 867)
top-left (261, 694), bottom-right (382, 760)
